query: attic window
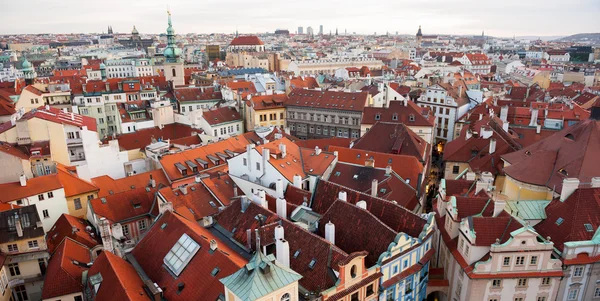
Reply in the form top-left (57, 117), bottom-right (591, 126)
top-left (380, 188), bottom-right (387, 194)
top-left (565, 133), bottom-right (575, 141)
top-left (209, 201), bottom-right (217, 208)
top-left (211, 267), bottom-right (220, 277)
top-left (525, 150), bottom-right (531, 156)
top-left (585, 224), bottom-right (594, 232)
top-left (353, 175), bottom-right (359, 180)
top-left (293, 249), bottom-right (301, 258)
top-left (308, 259), bottom-right (317, 269)
top-left (409, 114), bottom-right (415, 122)
top-left (101, 198), bottom-right (107, 204)
top-left (558, 168), bottom-right (568, 176)
top-left (334, 172), bottom-right (341, 176)
top-left (375, 114), bottom-right (381, 120)
top-left (133, 203), bottom-right (141, 209)
top-left (388, 158), bottom-right (392, 164)
top-left (164, 233), bottom-right (201, 276)
top-left (392, 113), bottom-right (398, 121)
top-left (556, 218), bottom-right (564, 226)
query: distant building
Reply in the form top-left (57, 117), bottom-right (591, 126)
top-left (298, 26), bottom-right (303, 34)
top-left (319, 25), bottom-right (323, 35)
top-left (307, 26), bottom-right (314, 36)
top-left (274, 29), bottom-right (290, 35)
top-left (227, 35), bottom-right (265, 52)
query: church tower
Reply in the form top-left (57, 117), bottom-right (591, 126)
top-left (163, 10), bottom-right (184, 86)
top-left (21, 56), bottom-right (37, 85)
top-left (416, 25), bottom-right (423, 47)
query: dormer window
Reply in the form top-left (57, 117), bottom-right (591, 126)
top-left (392, 113), bottom-right (398, 121)
top-left (409, 114), bottom-right (415, 122)
top-left (375, 113), bottom-right (381, 120)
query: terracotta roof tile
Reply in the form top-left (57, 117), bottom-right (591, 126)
top-left (89, 187), bottom-right (156, 223)
top-left (0, 173), bottom-right (63, 203)
top-left (41, 238), bottom-right (91, 299)
top-left (46, 214), bottom-right (100, 254)
top-left (352, 122), bottom-right (428, 161)
top-left (286, 88), bottom-right (368, 112)
top-left (202, 106), bottom-right (241, 126)
top-left (87, 251), bottom-right (147, 301)
top-left (92, 170), bottom-right (168, 198)
top-left (230, 35), bottom-right (264, 46)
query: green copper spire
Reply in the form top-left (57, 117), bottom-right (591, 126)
top-left (164, 9), bottom-right (181, 63)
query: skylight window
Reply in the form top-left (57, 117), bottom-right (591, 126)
top-left (211, 267), bottom-right (220, 277)
top-left (334, 172), bottom-right (341, 176)
top-left (585, 224), bottom-right (594, 232)
top-left (164, 234), bottom-right (201, 276)
top-left (556, 218), bottom-right (564, 226)
top-left (293, 249), bottom-right (301, 258)
top-left (308, 259), bottom-right (317, 269)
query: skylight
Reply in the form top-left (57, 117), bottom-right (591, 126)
top-left (211, 267), bottom-right (220, 277)
top-left (556, 218), bottom-right (564, 226)
top-left (308, 259), bottom-right (317, 269)
top-left (585, 224), bottom-right (594, 232)
top-left (293, 249), bottom-right (301, 258)
top-left (164, 234), bottom-right (201, 276)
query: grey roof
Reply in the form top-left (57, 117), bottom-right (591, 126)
top-left (220, 250), bottom-right (302, 301)
top-left (0, 205), bottom-right (44, 244)
top-left (505, 200), bottom-right (551, 220)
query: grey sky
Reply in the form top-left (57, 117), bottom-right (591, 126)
top-left (2, 0), bottom-right (599, 37)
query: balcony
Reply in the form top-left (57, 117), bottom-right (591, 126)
top-left (66, 138), bottom-right (83, 145)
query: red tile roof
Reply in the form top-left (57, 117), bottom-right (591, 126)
top-left (353, 122), bottom-right (428, 161)
top-left (0, 106), bottom-right (97, 133)
top-left (289, 77), bottom-right (320, 89)
top-left (89, 187), bottom-right (157, 223)
top-left (158, 182), bottom-right (221, 221)
top-left (46, 214), bottom-right (100, 254)
top-left (87, 251), bottom-right (147, 301)
top-left (230, 35), bottom-right (264, 46)
top-left (293, 137), bottom-right (352, 151)
top-left (104, 123), bottom-right (199, 151)
top-left (246, 93), bottom-right (287, 111)
top-left (0, 173), bottom-right (63, 203)
top-left (0, 141), bottom-right (29, 160)
top-left (535, 188), bottom-right (600, 251)
top-left (91, 169), bottom-right (169, 198)
top-left (56, 164), bottom-right (98, 197)
top-left (470, 212), bottom-right (522, 246)
top-left (502, 118), bottom-right (600, 192)
top-left (41, 238), bottom-right (90, 299)
top-left (362, 100), bottom-right (435, 127)
top-left (202, 106), bottom-right (241, 125)
top-left (286, 88), bottom-right (368, 112)
top-left (131, 210), bottom-right (247, 301)
top-left (173, 86), bottom-right (222, 103)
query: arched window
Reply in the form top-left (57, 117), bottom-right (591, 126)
top-left (280, 293), bottom-right (290, 301)
top-left (350, 265), bottom-right (357, 278)
top-left (172, 68), bottom-right (176, 77)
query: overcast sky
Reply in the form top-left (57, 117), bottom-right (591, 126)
top-left (2, 0), bottom-right (599, 37)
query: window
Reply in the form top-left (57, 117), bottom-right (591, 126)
top-left (492, 279), bottom-right (502, 288)
top-left (464, 245), bottom-right (470, 256)
top-left (243, 158), bottom-right (247, 166)
top-left (516, 256), bottom-right (525, 265)
top-left (541, 277), bottom-right (551, 285)
top-left (515, 298), bottom-right (523, 301)
top-left (14, 284), bottom-right (27, 301)
top-left (568, 289), bottom-right (578, 300)
top-left (530, 256), bottom-right (538, 265)
top-left (43, 210), bottom-right (49, 218)
top-left (256, 162), bottom-right (261, 171)
top-left (38, 194), bottom-right (44, 201)
top-left (366, 284), bottom-right (374, 296)
top-left (281, 293), bottom-right (291, 301)
top-left (456, 281), bottom-right (462, 296)
top-left (164, 234), bottom-right (200, 276)
top-left (517, 278), bottom-right (527, 287)
top-left (453, 166), bottom-right (459, 174)
top-left (537, 297), bottom-right (546, 301)
top-left (48, 191), bottom-right (53, 198)
top-left (122, 224), bottom-right (130, 237)
top-left (594, 287), bottom-right (600, 297)
top-left (138, 219), bottom-right (147, 230)
top-left (574, 266), bottom-right (584, 277)
top-left (75, 296), bottom-right (83, 301)
top-left (503, 257), bottom-right (510, 266)
top-left (7, 244), bottom-right (18, 252)
top-left (351, 293), bottom-right (359, 301)
top-left (74, 198), bottom-right (82, 210)
top-left (28, 240), bottom-right (38, 249)
top-left (8, 263), bottom-right (20, 276)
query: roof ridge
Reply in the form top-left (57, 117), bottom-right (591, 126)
top-left (104, 251), bottom-right (140, 300)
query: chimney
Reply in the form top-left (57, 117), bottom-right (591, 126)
top-left (105, 82), bottom-right (110, 92)
top-left (293, 174), bottom-right (302, 189)
top-left (325, 221), bottom-right (335, 244)
top-left (536, 124), bottom-right (541, 134)
top-left (276, 238), bottom-right (290, 268)
top-left (180, 185), bottom-right (188, 195)
top-left (257, 190), bottom-right (268, 208)
top-left (240, 196), bottom-right (250, 212)
top-left (479, 113), bottom-right (483, 121)
top-left (465, 129), bottom-right (473, 140)
top-left (315, 146), bottom-right (321, 155)
top-left (500, 106), bottom-right (508, 122)
top-left (275, 179), bottom-right (284, 198)
top-left (159, 202), bottom-right (173, 214)
top-left (560, 178), bottom-right (580, 202)
top-left (489, 138), bottom-right (496, 154)
top-left (480, 126), bottom-right (493, 139)
top-left (262, 147), bottom-right (270, 164)
top-left (82, 84), bottom-right (87, 93)
top-left (403, 97), bottom-right (408, 107)
top-left (365, 158), bottom-right (375, 168)
top-left (210, 239), bottom-right (218, 251)
top-left (279, 143), bottom-right (287, 158)
top-left (15, 213), bottom-right (23, 238)
top-left (371, 179), bottom-right (378, 197)
top-left (493, 198), bottom-right (506, 217)
top-left (149, 175), bottom-right (156, 188)
top-left (19, 174), bottom-right (26, 187)
top-left (338, 191), bottom-right (347, 202)
top-left (385, 165), bottom-right (392, 176)
top-left (275, 225), bottom-right (284, 240)
top-left (334, 151), bottom-right (339, 157)
top-left (529, 108), bottom-right (539, 126)
top-left (276, 198), bottom-right (287, 219)
top-left (591, 177), bottom-right (600, 188)
top-left (502, 121), bottom-right (509, 132)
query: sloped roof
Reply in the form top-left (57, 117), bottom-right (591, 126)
top-left (362, 100), bottom-right (435, 127)
top-left (104, 123), bottom-right (199, 151)
top-left (92, 169), bottom-right (168, 198)
top-left (56, 164), bottom-right (98, 197)
top-left (46, 214), bottom-right (100, 254)
top-left (203, 106), bottom-right (242, 126)
top-left (286, 88), bottom-right (368, 112)
top-left (502, 118), bottom-right (600, 192)
top-left (470, 212), bottom-right (523, 246)
top-left (352, 122), bottom-right (428, 161)
top-left (0, 173), bottom-right (63, 203)
top-left (89, 187), bottom-right (157, 223)
top-left (230, 35), bottom-right (264, 46)
top-left (41, 238), bottom-right (90, 299)
top-left (158, 182), bottom-right (220, 221)
top-left (131, 211), bottom-right (247, 301)
top-left (87, 251), bottom-right (147, 301)
top-left (535, 188), bottom-right (600, 251)
top-left (220, 251), bottom-right (302, 301)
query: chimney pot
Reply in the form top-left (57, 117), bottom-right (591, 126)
top-left (338, 191), bottom-right (347, 202)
